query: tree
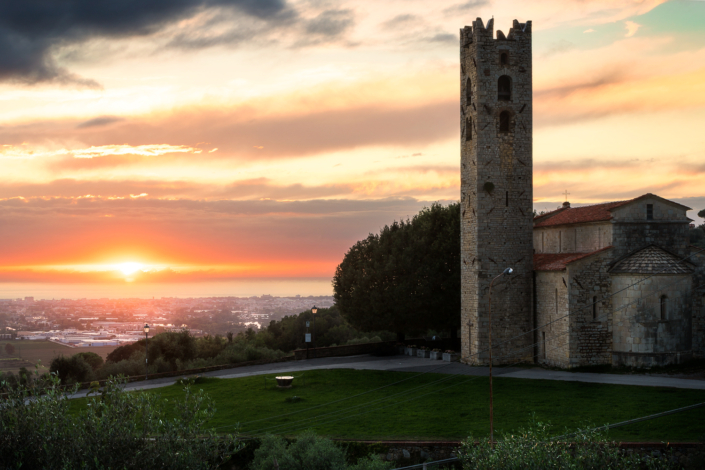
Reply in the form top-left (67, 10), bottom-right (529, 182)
top-left (4, 343), bottom-right (14, 356)
top-left (74, 351), bottom-right (104, 370)
top-left (49, 354), bottom-right (93, 384)
top-left (689, 214), bottom-right (705, 249)
top-left (106, 342), bottom-right (143, 363)
top-left (333, 203), bottom-right (461, 339)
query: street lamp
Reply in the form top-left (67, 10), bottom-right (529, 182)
top-left (144, 324), bottom-right (150, 381)
top-left (488, 267), bottom-right (512, 448)
top-left (311, 306), bottom-right (318, 355)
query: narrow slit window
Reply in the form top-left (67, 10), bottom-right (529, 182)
top-left (559, 231), bottom-right (562, 252)
top-left (466, 77), bottom-right (472, 105)
top-left (647, 204), bottom-right (654, 220)
top-left (555, 288), bottom-right (558, 315)
top-left (592, 296), bottom-right (598, 320)
top-left (465, 117), bottom-right (472, 141)
top-left (499, 111), bottom-right (510, 132)
top-left (505, 191), bottom-right (509, 207)
top-left (541, 232), bottom-right (545, 252)
top-left (498, 75), bottom-right (511, 101)
top-left (500, 52), bottom-right (508, 66)
top-left (542, 332), bottom-right (546, 359)
top-left (660, 295), bottom-right (667, 320)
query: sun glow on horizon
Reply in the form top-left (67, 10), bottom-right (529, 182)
top-left (116, 262), bottom-right (145, 276)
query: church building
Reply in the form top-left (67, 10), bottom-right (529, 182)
top-left (459, 18), bottom-right (705, 368)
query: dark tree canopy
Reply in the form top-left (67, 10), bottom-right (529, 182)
top-left (333, 202), bottom-right (460, 339)
top-left (74, 351), bottom-right (104, 370)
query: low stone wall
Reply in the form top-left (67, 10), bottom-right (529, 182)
top-left (293, 337), bottom-right (461, 361)
top-left (294, 341), bottom-right (396, 360)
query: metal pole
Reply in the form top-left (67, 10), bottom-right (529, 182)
top-left (488, 274), bottom-right (497, 449)
top-left (313, 314), bottom-right (316, 357)
top-left (487, 267), bottom-right (511, 450)
top-left (145, 331), bottom-right (148, 381)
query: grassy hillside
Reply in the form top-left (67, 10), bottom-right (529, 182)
top-left (70, 369), bottom-right (705, 442)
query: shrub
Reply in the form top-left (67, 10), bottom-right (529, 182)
top-left (106, 342), bottom-right (143, 363)
top-left (74, 351), bottom-right (104, 370)
top-left (457, 417), bottom-right (680, 469)
top-left (0, 373), bottom-right (240, 469)
top-left (49, 354), bottom-right (93, 384)
top-left (346, 336), bottom-right (382, 346)
top-left (251, 431), bottom-right (390, 470)
top-left (95, 358), bottom-right (147, 380)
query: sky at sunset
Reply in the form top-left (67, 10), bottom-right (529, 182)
top-left (1, 0), bottom-right (704, 298)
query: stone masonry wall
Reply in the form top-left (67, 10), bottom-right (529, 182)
top-left (611, 273), bottom-right (692, 367)
top-left (611, 198), bottom-right (690, 259)
top-left (566, 250), bottom-right (614, 367)
top-left (535, 270), bottom-right (570, 367)
top-left (688, 248), bottom-right (705, 358)
top-left (612, 197), bottom-right (688, 223)
top-left (460, 18), bottom-right (534, 365)
top-left (534, 223), bottom-right (612, 254)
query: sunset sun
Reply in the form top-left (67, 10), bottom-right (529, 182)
top-left (117, 262), bottom-right (144, 276)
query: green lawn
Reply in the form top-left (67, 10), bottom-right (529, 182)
top-left (71, 369), bottom-right (705, 442)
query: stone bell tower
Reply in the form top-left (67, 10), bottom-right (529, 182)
top-left (460, 18), bottom-right (534, 365)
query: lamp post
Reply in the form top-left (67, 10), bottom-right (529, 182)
top-left (144, 324), bottom-right (150, 381)
top-left (488, 267), bottom-right (512, 448)
top-left (311, 306), bottom-right (318, 356)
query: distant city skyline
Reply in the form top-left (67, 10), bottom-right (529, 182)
top-left (0, 0), bottom-right (703, 289)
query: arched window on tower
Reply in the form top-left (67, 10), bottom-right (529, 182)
top-left (500, 52), bottom-right (508, 66)
top-left (660, 295), bottom-right (667, 320)
top-left (499, 111), bottom-right (510, 132)
top-left (466, 77), bottom-right (472, 105)
top-left (498, 75), bottom-right (511, 101)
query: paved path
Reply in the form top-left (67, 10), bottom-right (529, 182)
top-left (68, 354), bottom-right (705, 399)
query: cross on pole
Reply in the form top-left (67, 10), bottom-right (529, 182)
top-left (563, 190), bottom-right (570, 202)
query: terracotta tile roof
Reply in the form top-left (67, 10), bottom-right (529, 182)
top-left (534, 247), bottom-right (612, 271)
top-left (534, 200), bottom-right (630, 228)
top-left (610, 245), bottom-right (694, 274)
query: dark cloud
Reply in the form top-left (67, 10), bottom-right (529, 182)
top-left (534, 70), bottom-right (625, 100)
top-left (380, 14), bottom-right (422, 31)
top-left (442, 0), bottom-right (491, 16)
top-left (0, 0), bottom-right (291, 85)
top-left (0, 196), bottom-right (453, 267)
top-left (0, 178), bottom-right (355, 200)
top-left (304, 9), bottom-right (354, 37)
top-left (425, 33), bottom-right (456, 44)
top-left (1, 99), bottom-right (458, 162)
top-left (75, 116), bottom-right (125, 129)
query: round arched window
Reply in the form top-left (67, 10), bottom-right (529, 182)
top-left (498, 75), bottom-right (511, 101)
